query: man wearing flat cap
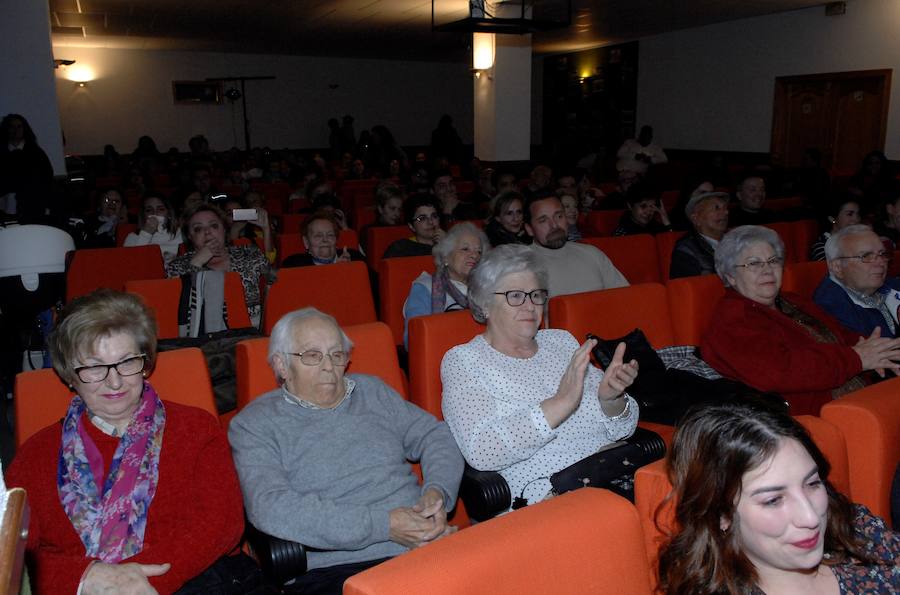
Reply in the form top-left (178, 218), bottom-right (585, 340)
top-left (670, 190), bottom-right (730, 279)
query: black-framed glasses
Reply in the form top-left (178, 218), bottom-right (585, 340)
top-left (286, 350), bottom-right (349, 367)
top-left (412, 213), bottom-right (440, 224)
top-left (734, 256), bottom-right (784, 273)
top-left (836, 251), bottom-right (891, 264)
top-left (493, 289), bottom-right (549, 307)
top-left (73, 355), bottom-right (147, 383)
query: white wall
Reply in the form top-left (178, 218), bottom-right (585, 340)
top-left (53, 47), bottom-right (474, 156)
top-left (637, 0), bottom-right (900, 158)
top-left (2, 1), bottom-right (66, 174)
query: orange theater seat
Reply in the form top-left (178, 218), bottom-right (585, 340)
top-left (115, 223), bottom-right (138, 247)
top-left (781, 260), bottom-right (827, 299)
top-left (548, 283), bottom-right (675, 348)
top-left (665, 273), bottom-right (725, 345)
top-left (263, 261), bottom-right (376, 334)
top-left (790, 219), bottom-right (819, 263)
top-left (767, 196), bottom-right (805, 212)
top-left (353, 206), bottom-right (377, 233)
top-left (407, 310), bottom-right (484, 419)
top-left (585, 209), bottom-right (625, 236)
top-left (378, 255), bottom-right (435, 346)
top-left (762, 221), bottom-right (798, 263)
top-left (279, 213), bottom-right (307, 235)
top-left (365, 225), bottom-right (412, 272)
top-left (234, 322), bottom-right (407, 411)
top-left (65, 245), bottom-right (166, 302)
top-left (660, 190), bottom-right (679, 211)
top-left (656, 230), bottom-right (687, 280)
top-left (580, 235), bottom-right (662, 284)
top-left (344, 489), bottom-right (653, 595)
top-left (821, 377), bottom-right (900, 521)
top-left (14, 347), bottom-right (217, 447)
top-left (125, 271), bottom-right (251, 339)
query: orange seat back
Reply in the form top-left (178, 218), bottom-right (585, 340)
top-left (656, 230), bottom-right (686, 280)
top-left (125, 271), bottom-right (251, 339)
top-left (353, 206), bottom-right (376, 232)
top-left (344, 489), bottom-right (653, 595)
top-left (781, 260), bottom-right (827, 300)
top-left (65, 245), bottom-right (166, 302)
top-left (279, 213), bottom-right (307, 235)
top-left (634, 414), bottom-right (850, 588)
top-left (378, 255), bottom-right (435, 345)
top-left (767, 196), bottom-right (804, 212)
top-left (234, 321), bottom-right (407, 411)
top-left (407, 310), bottom-right (484, 419)
top-left (115, 223), bottom-right (138, 247)
top-left (263, 261), bottom-right (376, 334)
top-left (14, 347), bottom-right (217, 446)
top-left (580, 235), bottom-right (661, 284)
top-left (660, 190), bottom-right (679, 211)
top-left (366, 225), bottom-right (412, 272)
top-left (761, 222), bottom-right (797, 263)
top-left (548, 283), bottom-right (675, 348)
top-left (791, 219), bottom-right (819, 263)
top-left (665, 274), bottom-right (725, 345)
top-left (821, 376), bottom-right (900, 520)
top-left (584, 209), bottom-right (625, 236)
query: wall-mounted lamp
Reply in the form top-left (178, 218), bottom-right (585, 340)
top-left (472, 32), bottom-right (495, 77)
top-left (65, 64), bottom-right (96, 84)
top-left (76, 81), bottom-right (88, 88)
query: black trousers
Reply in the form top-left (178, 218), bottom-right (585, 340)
top-left (283, 557), bottom-right (390, 595)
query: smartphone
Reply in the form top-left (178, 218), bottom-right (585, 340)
top-left (232, 208), bottom-right (258, 222)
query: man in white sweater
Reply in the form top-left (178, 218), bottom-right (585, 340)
top-left (525, 194), bottom-right (629, 296)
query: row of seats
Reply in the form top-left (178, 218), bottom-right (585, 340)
top-left (60, 239), bottom-right (859, 351)
top-left (15, 327), bottom-right (897, 593)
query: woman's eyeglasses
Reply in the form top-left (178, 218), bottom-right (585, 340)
top-left (73, 355), bottom-right (147, 383)
top-left (493, 289), bottom-right (549, 306)
top-left (735, 256), bottom-right (784, 272)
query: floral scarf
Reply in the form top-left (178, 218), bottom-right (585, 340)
top-left (57, 382), bottom-right (166, 563)
top-left (430, 266), bottom-right (469, 314)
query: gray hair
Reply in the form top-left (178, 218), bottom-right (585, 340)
top-left (267, 307), bottom-right (353, 384)
top-left (432, 222), bottom-right (491, 269)
top-left (824, 223), bottom-right (875, 263)
top-left (714, 225), bottom-right (785, 287)
top-left (467, 244), bottom-right (548, 323)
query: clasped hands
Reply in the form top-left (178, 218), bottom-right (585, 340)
top-left (389, 487), bottom-right (456, 549)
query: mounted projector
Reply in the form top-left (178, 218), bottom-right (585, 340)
top-left (432, 0), bottom-right (571, 34)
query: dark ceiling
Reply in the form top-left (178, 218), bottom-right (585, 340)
top-left (49, 0), bottom-right (828, 61)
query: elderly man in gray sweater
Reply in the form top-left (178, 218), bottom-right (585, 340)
top-left (229, 308), bottom-right (463, 593)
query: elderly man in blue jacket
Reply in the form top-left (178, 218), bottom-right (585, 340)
top-left (814, 224), bottom-right (900, 337)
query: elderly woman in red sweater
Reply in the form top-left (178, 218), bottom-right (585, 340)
top-left (700, 225), bottom-right (900, 415)
top-left (6, 290), bottom-right (244, 594)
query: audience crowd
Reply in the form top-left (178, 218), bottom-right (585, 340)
top-left (2, 111), bottom-right (899, 594)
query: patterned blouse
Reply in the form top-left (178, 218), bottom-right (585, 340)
top-left (750, 505), bottom-right (898, 594)
top-left (440, 329), bottom-right (638, 507)
top-left (166, 245), bottom-right (269, 327)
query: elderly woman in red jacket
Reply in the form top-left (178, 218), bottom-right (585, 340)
top-left (700, 225), bottom-right (900, 415)
top-left (6, 290), bottom-right (244, 594)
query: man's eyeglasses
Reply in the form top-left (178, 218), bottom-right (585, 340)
top-left (74, 355), bottom-right (147, 383)
top-left (286, 350), bottom-right (348, 367)
top-left (412, 213), bottom-right (440, 224)
top-left (836, 251), bottom-right (891, 264)
top-left (735, 256), bottom-right (784, 272)
top-left (494, 289), bottom-right (549, 307)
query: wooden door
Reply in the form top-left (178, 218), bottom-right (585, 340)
top-left (771, 70), bottom-right (891, 173)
